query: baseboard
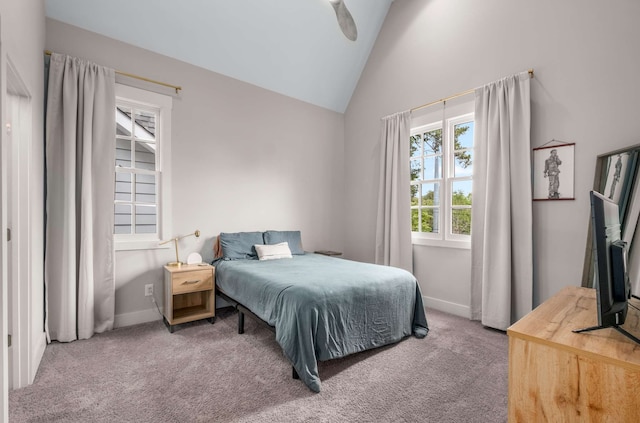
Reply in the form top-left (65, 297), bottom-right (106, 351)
top-left (114, 296), bottom-right (465, 327)
top-left (423, 295), bottom-right (470, 319)
top-left (114, 296), bottom-right (232, 328)
top-left (114, 306), bottom-right (163, 328)
top-left (30, 331), bottom-right (47, 385)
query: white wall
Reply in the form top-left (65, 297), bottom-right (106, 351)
top-left (43, 0), bottom-right (640, 326)
top-left (45, 19), bottom-right (346, 325)
top-left (344, 0), bottom-right (640, 314)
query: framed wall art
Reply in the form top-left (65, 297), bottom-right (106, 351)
top-left (601, 150), bottom-right (638, 210)
top-left (533, 142), bottom-right (575, 201)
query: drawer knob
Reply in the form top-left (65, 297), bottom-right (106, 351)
top-left (182, 279), bottom-right (200, 285)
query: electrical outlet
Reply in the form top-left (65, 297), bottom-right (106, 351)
top-left (144, 284), bottom-right (153, 297)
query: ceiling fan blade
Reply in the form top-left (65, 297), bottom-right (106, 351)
top-left (329, 0), bottom-right (358, 41)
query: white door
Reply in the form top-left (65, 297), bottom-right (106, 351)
top-left (5, 93), bottom-right (14, 389)
top-left (5, 58), bottom-right (35, 391)
top-left (7, 87), bottom-right (28, 390)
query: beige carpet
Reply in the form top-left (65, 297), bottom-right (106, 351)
top-left (9, 307), bottom-right (508, 422)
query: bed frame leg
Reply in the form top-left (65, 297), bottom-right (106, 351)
top-left (238, 310), bottom-right (245, 334)
top-left (292, 366), bottom-right (299, 380)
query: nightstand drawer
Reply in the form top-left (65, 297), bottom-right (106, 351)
top-left (172, 269), bottom-right (213, 294)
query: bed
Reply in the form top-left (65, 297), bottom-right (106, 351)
top-left (213, 231), bottom-right (429, 392)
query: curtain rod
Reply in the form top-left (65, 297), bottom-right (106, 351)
top-left (44, 50), bottom-right (182, 94)
top-left (410, 69), bottom-right (534, 113)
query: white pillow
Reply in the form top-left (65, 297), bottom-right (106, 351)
top-left (254, 242), bottom-right (293, 261)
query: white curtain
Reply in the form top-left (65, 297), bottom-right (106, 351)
top-left (45, 53), bottom-right (116, 342)
top-left (375, 111), bottom-right (413, 272)
top-left (470, 72), bottom-right (533, 330)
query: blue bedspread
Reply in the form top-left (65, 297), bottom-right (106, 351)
top-left (215, 253), bottom-right (429, 392)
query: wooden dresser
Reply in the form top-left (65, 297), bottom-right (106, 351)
top-left (507, 286), bottom-right (640, 422)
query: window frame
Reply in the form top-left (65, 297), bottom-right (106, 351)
top-left (411, 112), bottom-right (474, 249)
top-left (114, 84), bottom-right (172, 251)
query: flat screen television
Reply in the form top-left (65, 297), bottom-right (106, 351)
top-left (573, 191), bottom-right (640, 345)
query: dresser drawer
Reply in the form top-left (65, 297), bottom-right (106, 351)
top-left (171, 268), bottom-right (213, 294)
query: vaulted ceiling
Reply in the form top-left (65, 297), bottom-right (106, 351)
top-left (45, 0), bottom-right (394, 113)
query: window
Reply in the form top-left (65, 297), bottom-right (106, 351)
top-left (114, 84), bottom-right (172, 250)
top-left (410, 113), bottom-right (474, 246)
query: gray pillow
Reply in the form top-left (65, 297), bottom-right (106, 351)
top-left (263, 230), bottom-right (304, 255)
top-left (219, 231), bottom-right (264, 260)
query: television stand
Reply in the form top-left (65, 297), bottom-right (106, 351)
top-left (507, 286), bottom-right (640, 422)
top-left (573, 324), bottom-right (640, 345)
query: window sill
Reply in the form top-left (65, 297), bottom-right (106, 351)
top-left (411, 236), bottom-right (470, 250)
top-left (115, 240), bottom-right (171, 252)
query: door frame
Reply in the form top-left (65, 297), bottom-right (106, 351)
top-left (0, 13), bottom-right (10, 422)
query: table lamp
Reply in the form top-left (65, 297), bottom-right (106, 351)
top-left (159, 229), bottom-right (200, 267)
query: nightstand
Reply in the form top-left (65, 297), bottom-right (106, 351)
top-left (163, 264), bottom-right (215, 333)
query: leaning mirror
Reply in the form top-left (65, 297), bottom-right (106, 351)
top-left (582, 144), bottom-right (640, 288)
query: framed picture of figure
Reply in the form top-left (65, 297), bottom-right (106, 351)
top-left (533, 143), bottom-right (575, 201)
top-left (602, 150), bottom-right (637, 205)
